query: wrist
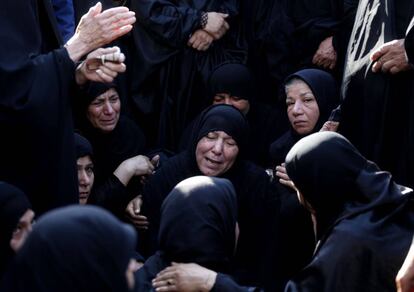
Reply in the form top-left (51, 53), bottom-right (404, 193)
top-left (65, 34), bottom-right (91, 62)
top-left (200, 11), bottom-right (208, 29)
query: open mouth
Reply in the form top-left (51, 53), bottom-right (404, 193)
top-left (205, 157), bottom-right (222, 165)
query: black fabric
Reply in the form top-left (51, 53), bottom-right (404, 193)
top-left (1, 205), bottom-right (136, 291)
top-left (269, 68), bottom-right (339, 166)
top-left (140, 105), bottom-right (277, 287)
top-left (208, 62), bottom-right (253, 101)
top-left (127, 0), bottom-right (247, 151)
top-left (339, 0), bottom-right (414, 188)
top-left (284, 132), bottom-right (414, 291)
top-left (0, 182), bottom-right (31, 277)
top-left (286, 0), bottom-right (344, 74)
top-left (192, 104), bottom-right (249, 153)
top-left (74, 133), bottom-right (93, 158)
top-left (81, 115), bottom-right (147, 216)
top-left (0, 0), bottom-right (78, 214)
top-left (134, 176), bottom-right (239, 291)
top-left (159, 176), bottom-right (237, 271)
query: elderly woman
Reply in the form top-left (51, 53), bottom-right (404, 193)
top-left (179, 62), bottom-right (288, 166)
top-left (1, 205), bottom-right (137, 291)
top-left (76, 82), bottom-right (157, 217)
top-left (129, 104), bottom-right (277, 287)
top-left (284, 132), bottom-right (414, 291)
top-left (135, 176), bottom-right (258, 291)
top-left (268, 68), bottom-right (338, 187)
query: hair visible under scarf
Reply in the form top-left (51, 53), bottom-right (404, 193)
top-left (158, 176), bottom-right (238, 273)
top-left (0, 182), bottom-right (31, 275)
top-left (285, 68), bottom-right (339, 133)
top-left (208, 62), bottom-right (254, 102)
top-left (3, 205), bottom-right (136, 291)
top-left (191, 104), bottom-right (249, 154)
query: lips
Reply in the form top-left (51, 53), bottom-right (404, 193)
top-left (205, 157), bottom-right (222, 166)
top-left (293, 120), bottom-right (308, 127)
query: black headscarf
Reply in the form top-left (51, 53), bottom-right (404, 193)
top-left (191, 104), bottom-right (249, 157)
top-left (208, 63), bottom-right (254, 102)
top-left (159, 176), bottom-right (237, 271)
top-left (269, 68), bottom-right (339, 165)
top-left (0, 182), bottom-right (31, 276)
top-left (134, 176), bottom-right (238, 291)
top-left (286, 131), bottom-right (412, 239)
top-left (74, 132), bottom-right (93, 159)
top-left (2, 205), bottom-right (136, 291)
top-left (284, 133), bottom-right (414, 292)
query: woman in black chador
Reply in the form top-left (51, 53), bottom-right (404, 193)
top-left (284, 132), bottom-right (414, 292)
top-left (128, 0), bottom-right (247, 151)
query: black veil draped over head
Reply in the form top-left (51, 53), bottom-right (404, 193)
top-left (140, 104), bottom-right (276, 287)
top-left (75, 82), bottom-right (147, 215)
top-left (207, 62), bottom-right (254, 102)
top-left (135, 176), bottom-right (238, 291)
top-left (0, 0), bottom-right (78, 214)
top-left (284, 132), bottom-right (414, 291)
top-left (2, 205), bottom-right (136, 292)
top-left (269, 68), bottom-right (339, 166)
top-left (0, 182), bottom-right (31, 276)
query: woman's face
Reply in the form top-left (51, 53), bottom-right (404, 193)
top-left (87, 88), bottom-right (121, 133)
top-left (286, 80), bottom-right (320, 135)
top-left (196, 131), bottom-right (239, 176)
top-left (213, 93), bottom-right (250, 115)
top-left (10, 209), bottom-right (35, 252)
top-left (77, 155), bottom-right (94, 205)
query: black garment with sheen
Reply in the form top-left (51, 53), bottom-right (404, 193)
top-left (1, 205), bottom-right (136, 292)
top-left (0, 182), bottom-right (31, 277)
top-left (339, 0), bottom-right (414, 187)
top-left (0, 0), bottom-right (78, 214)
top-left (128, 0), bottom-right (247, 151)
top-left (285, 132), bottom-right (414, 291)
top-left (140, 105), bottom-right (277, 287)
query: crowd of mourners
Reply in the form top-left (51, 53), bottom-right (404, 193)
top-left (1, 0), bottom-right (414, 291)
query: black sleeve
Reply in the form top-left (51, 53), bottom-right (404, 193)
top-left (212, 273), bottom-right (262, 292)
top-left (88, 174), bottom-right (132, 216)
top-left (131, 0), bottom-right (202, 48)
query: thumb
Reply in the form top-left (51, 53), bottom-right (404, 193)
top-left (89, 2), bottom-right (102, 16)
top-left (133, 196), bottom-right (142, 213)
top-left (219, 13), bottom-right (229, 18)
top-left (151, 155), bottom-right (160, 167)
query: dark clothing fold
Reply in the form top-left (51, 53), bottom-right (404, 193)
top-left (128, 0), bottom-right (247, 151)
top-left (135, 176), bottom-right (258, 291)
top-left (0, 183), bottom-right (31, 277)
top-left (1, 205), bottom-right (136, 292)
top-left (80, 115), bottom-right (146, 216)
top-left (284, 132), bottom-right (414, 291)
top-left (0, 0), bottom-right (78, 214)
top-left (339, 0), bottom-right (414, 188)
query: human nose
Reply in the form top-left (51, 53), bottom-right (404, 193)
top-left (211, 139), bottom-right (224, 155)
top-left (79, 170), bottom-right (90, 185)
top-left (292, 101), bottom-right (304, 115)
top-left (103, 101), bottom-right (114, 114)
